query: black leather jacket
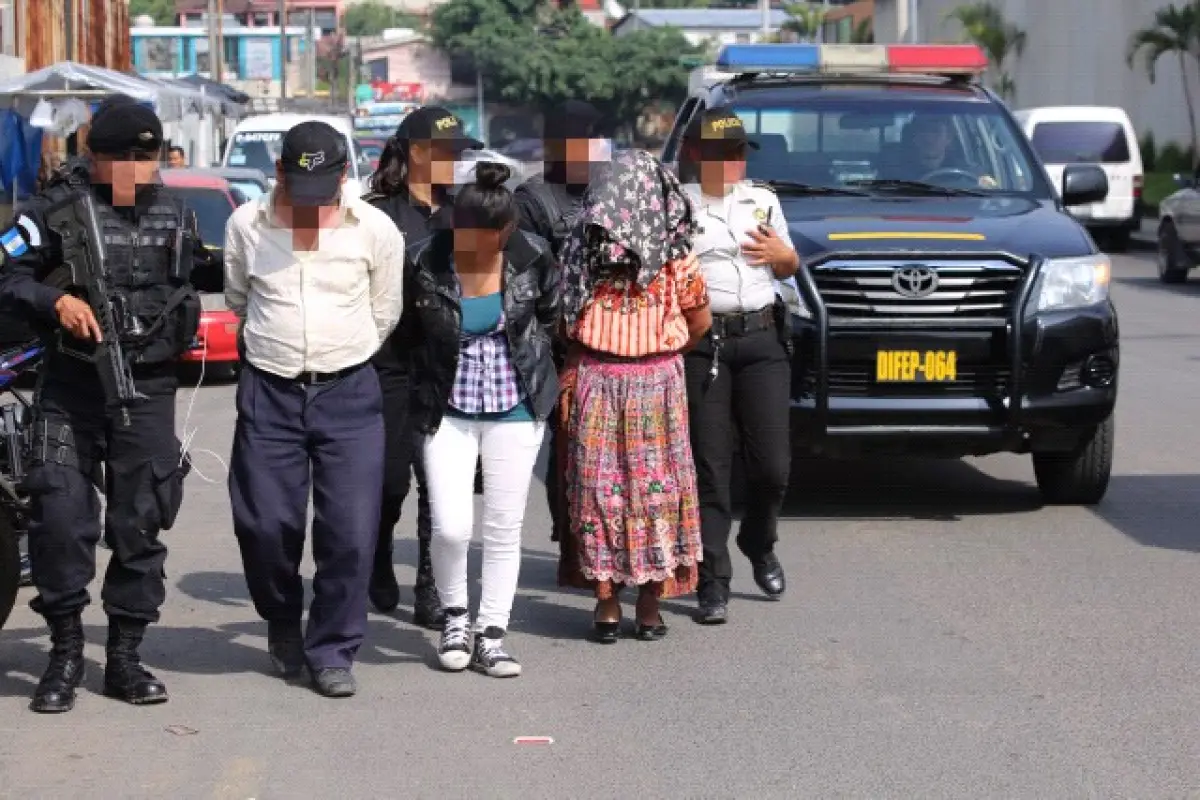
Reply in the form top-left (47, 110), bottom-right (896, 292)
top-left (408, 228), bottom-right (561, 434)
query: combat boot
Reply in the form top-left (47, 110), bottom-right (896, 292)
top-left (30, 612), bottom-right (86, 713)
top-left (103, 616), bottom-right (168, 705)
top-left (412, 535), bottom-right (445, 630)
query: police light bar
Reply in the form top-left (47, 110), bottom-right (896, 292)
top-left (714, 44), bottom-right (989, 77)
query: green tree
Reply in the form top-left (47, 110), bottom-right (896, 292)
top-left (429, 0), bottom-right (699, 131)
top-left (779, 2), bottom-right (826, 42)
top-left (344, 1), bottom-right (422, 36)
top-left (850, 17), bottom-right (873, 44)
top-left (1127, 2), bottom-right (1200, 167)
top-left (128, 0), bottom-right (175, 25)
top-left (945, 1), bottom-right (1026, 101)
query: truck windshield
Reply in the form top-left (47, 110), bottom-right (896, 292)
top-left (726, 96), bottom-right (1048, 196)
top-left (226, 131), bottom-right (284, 174)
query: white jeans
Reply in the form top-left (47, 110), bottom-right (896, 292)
top-left (424, 415), bottom-right (545, 632)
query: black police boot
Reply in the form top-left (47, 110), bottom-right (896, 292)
top-left (412, 536), bottom-right (445, 630)
top-left (695, 583), bottom-right (729, 626)
top-left (368, 537), bottom-right (401, 614)
top-left (103, 616), bottom-right (168, 705)
top-left (30, 612), bottom-right (86, 713)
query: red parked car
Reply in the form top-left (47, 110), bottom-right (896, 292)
top-left (160, 171), bottom-right (241, 378)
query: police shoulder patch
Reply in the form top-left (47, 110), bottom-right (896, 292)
top-left (0, 226), bottom-right (28, 258)
top-left (15, 214), bottom-right (42, 248)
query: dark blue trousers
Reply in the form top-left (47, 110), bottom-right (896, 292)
top-left (228, 363), bottom-right (384, 671)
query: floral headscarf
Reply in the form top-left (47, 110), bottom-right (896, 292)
top-left (559, 149), bottom-right (697, 329)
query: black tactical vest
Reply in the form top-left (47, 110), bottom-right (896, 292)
top-left (43, 170), bottom-right (199, 367)
top-left (95, 198), bottom-right (196, 365)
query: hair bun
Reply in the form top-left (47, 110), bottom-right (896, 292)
top-left (474, 161), bottom-right (511, 190)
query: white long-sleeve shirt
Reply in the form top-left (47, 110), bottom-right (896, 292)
top-left (223, 190), bottom-right (405, 378)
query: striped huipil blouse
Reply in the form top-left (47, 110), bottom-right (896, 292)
top-left (569, 254), bottom-right (708, 358)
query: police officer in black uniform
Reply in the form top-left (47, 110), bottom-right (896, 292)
top-left (361, 106), bottom-right (483, 628)
top-left (513, 99), bottom-right (606, 543)
top-left (0, 97), bottom-right (206, 713)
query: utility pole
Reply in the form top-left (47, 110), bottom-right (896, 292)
top-left (207, 0), bottom-right (218, 78)
top-left (306, 8), bottom-right (316, 97)
top-left (215, 0), bottom-right (224, 83)
top-left (760, 0), bottom-right (769, 38)
top-left (63, 0), bottom-right (73, 61)
top-left (278, 0), bottom-right (287, 100)
top-left (910, 0), bottom-right (920, 43)
top-left (476, 68), bottom-right (486, 147)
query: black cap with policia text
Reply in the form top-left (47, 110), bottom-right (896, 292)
top-left (280, 120), bottom-right (349, 206)
top-left (683, 108), bottom-right (760, 150)
top-left (394, 106), bottom-right (484, 151)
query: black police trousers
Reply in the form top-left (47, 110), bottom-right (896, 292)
top-left (684, 324), bottom-right (791, 597)
top-left (374, 370), bottom-right (432, 585)
top-left (24, 365), bottom-right (186, 623)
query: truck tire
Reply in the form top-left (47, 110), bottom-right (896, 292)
top-left (1033, 415), bottom-right (1114, 505)
top-left (0, 514), bottom-right (18, 631)
top-left (1157, 221), bottom-right (1190, 284)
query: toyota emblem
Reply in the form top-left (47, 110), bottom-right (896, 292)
top-left (891, 266), bottom-right (940, 298)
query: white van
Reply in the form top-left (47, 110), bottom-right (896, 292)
top-left (222, 113), bottom-right (366, 199)
top-left (1013, 106), bottom-right (1143, 250)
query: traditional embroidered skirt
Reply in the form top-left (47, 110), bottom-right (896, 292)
top-left (558, 350), bottom-right (702, 599)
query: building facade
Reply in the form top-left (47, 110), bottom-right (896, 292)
top-left (174, 0), bottom-right (344, 35)
top-left (873, 0), bottom-right (1194, 148)
top-left (611, 9), bottom-right (788, 47)
top-left (0, 0), bottom-right (130, 77)
top-left (131, 25), bottom-right (318, 98)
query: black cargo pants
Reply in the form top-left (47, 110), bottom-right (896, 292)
top-left (23, 362), bottom-right (188, 623)
top-left (374, 369), bottom-right (433, 587)
top-left (684, 312), bottom-right (791, 600)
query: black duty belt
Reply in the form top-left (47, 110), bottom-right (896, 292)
top-left (711, 306), bottom-right (775, 338)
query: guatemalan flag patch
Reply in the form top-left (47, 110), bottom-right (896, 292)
top-left (0, 226), bottom-right (28, 258)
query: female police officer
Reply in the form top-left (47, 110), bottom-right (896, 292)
top-left (679, 108), bottom-right (801, 625)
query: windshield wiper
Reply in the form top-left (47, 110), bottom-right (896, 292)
top-left (845, 179), bottom-right (987, 197)
top-left (764, 179), bottom-right (869, 196)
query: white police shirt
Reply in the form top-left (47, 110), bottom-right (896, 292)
top-left (685, 181), bottom-right (800, 316)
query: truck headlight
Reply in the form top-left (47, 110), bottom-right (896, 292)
top-left (1033, 255), bottom-right (1111, 313)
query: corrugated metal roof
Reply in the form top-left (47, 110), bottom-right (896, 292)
top-left (617, 9), bottom-right (790, 29)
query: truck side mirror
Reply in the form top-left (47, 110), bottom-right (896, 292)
top-left (1062, 165), bottom-right (1108, 207)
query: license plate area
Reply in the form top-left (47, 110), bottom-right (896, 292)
top-left (876, 349), bottom-right (957, 382)
top-left (821, 331), bottom-right (1010, 398)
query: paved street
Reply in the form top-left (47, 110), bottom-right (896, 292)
top-left (2, 249), bottom-right (1199, 798)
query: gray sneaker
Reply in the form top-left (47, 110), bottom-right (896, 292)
top-left (470, 627), bottom-right (522, 678)
top-left (437, 609), bottom-right (472, 672)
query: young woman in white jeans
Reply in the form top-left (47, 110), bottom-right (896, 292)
top-left (405, 162), bottom-right (561, 677)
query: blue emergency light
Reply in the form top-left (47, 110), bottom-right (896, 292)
top-left (714, 43), bottom-right (989, 77)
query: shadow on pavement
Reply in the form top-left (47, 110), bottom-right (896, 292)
top-left (1113, 274), bottom-right (1200, 298)
top-left (1090, 474), bottom-right (1200, 554)
top-left (778, 456), bottom-right (1043, 522)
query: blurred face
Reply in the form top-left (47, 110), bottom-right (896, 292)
top-left (548, 137), bottom-right (609, 185)
top-left (409, 140), bottom-right (460, 187)
top-left (452, 222), bottom-right (515, 260)
top-left (912, 119), bottom-right (951, 165)
top-left (685, 139), bottom-right (747, 194)
top-left (91, 151), bottom-right (160, 207)
top-left (167, 149), bottom-right (186, 168)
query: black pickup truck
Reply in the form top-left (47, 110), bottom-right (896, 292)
top-left (663, 44), bottom-right (1118, 504)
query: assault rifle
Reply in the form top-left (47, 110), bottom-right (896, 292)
top-left (45, 191), bottom-right (147, 427)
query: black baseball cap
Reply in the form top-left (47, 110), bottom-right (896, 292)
top-left (394, 106), bottom-right (483, 152)
top-left (280, 120), bottom-right (348, 206)
top-left (683, 108), bottom-right (760, 150)
top-left (544, 100), bottom-right (603, 141)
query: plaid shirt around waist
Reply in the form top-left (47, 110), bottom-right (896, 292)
top-left (449, 312), bottom-right (525, 414)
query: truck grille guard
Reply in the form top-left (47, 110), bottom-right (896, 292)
top-left (793, 250), bottom-right (1045, 437)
